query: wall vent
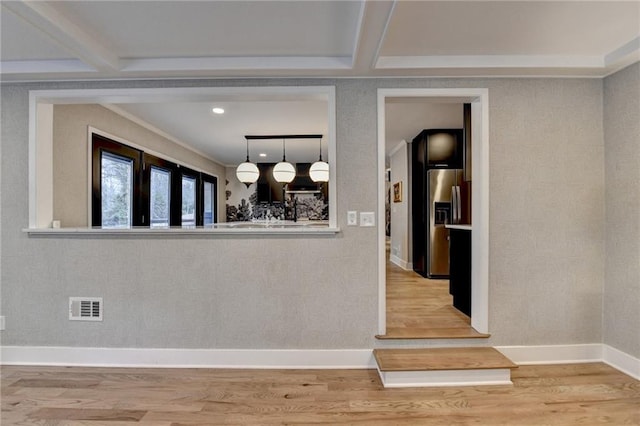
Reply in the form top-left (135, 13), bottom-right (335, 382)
top-left (69, 297), bottom-right (103, 321)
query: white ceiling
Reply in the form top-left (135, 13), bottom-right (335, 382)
top-left (2, 1), bottom-right (638, 80)
top-left (385, 101), bottom-right (463, 155)
top-left (109, 100), bottom-right (329, 166)
top-left (3, 1), bottom-right (638, 164)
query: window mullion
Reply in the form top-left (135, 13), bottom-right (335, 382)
top-left (132, 152), bottom-right (144, 227)
top-left (170, 166), bottom-right (182, 228)
top-left (196, 173), bottom-right (203, 227)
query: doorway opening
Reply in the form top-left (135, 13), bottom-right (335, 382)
top-left (377, 89), bottom-right (489, 337)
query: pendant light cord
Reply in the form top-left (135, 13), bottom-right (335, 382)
top-left (245, 138), bottom-right (250, 162)
top-left (318, 137), bottom-right (323, 162)
top-left (282, 138), bottom-right (287, 161)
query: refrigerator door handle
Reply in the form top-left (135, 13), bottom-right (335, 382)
top-left (456, 186), bottom-right (462, 224)
top-left (452, 185), bottom-right (461, 224)
top-left (451, 186), bottom-right (458, 224)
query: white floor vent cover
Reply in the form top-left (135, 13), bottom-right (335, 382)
top-left (69, 297), bottom-right (103, 321)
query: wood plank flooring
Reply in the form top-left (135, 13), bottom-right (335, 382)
top-left (2, 363), bottom-right (639, 425)
top-left (383, 245), bottom-right (488, 339)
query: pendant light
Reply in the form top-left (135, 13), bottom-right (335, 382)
top-left (272, 138), bottom-right (296, 183)
top-left (235, 137), bottom-right (259, 187)
top-left (309, 137), bottom-right (329, 182)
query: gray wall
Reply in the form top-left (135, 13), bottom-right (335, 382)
top-left (1, 77), bottom-right (606, 350)
top-left (603, 63), bottom-right (640, 358)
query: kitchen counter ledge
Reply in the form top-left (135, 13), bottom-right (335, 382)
top-left (445, 224), bottom-right (472, 231)
top-left (23, 226), bottom-right (341, 237)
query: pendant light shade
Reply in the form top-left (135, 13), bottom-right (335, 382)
top-left (309, 137), bottom-right (329, 182)
top-left (273, 139), bottom-right (296, 183)
top-left (310, 160), bottom-right (329, 182)
top-left (236, 138), bottom-right (259, 187)
top-left (236, 161), bottom-right (259, 186)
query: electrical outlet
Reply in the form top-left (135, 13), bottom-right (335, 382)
top-left (347, 211), bottom-right (358, 226)
top-left (360, 212), bottom-right (375, 227)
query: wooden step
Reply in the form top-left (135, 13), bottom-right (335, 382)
top-left (373, 347), bottom-right (517, 388)
top-left (376, 327), bottom-right (490, 340)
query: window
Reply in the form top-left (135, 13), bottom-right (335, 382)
top-left (149, 167), bottom-right (171, 228)
top-left (203, 179), bottom-right (216, 226)
top-left (92, 134), bottom-right (142, 228)
top-left (142, 153), bottom-right (175, 227)
top-left (181, 174), bottom-right (196, 228)
top-left (92, 134), bottom-right (217, 228)
top-left (101, 153), bottom-right (134, 228)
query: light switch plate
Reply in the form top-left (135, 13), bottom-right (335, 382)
top-left (360, 212), bottom-right (375, 227)
top-left (347, 211), bottom-right (358, 226)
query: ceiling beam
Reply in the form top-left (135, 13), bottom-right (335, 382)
top-left (2, 1), bottom-right (120, 72)
top-left (120, 56), bottom-right (351, 73)
top-left (350, 0), bottom-right (395, 72)
top-left (376, 55), bottom-right (605, 70)
top-left (245, 135), bottom-right (323, 140)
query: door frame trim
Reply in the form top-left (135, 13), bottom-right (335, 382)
top-left (377, 88), bottom-right (490, 334)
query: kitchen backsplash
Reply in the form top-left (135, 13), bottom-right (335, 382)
top-left (226, 186), bottom-right (328, 222)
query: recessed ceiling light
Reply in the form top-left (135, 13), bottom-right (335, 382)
top-left (212, 107), bottom-right (224, 114)
top-left (259, 153), bottom-right (267, 157)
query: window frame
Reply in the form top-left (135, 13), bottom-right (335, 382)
top-left (91, 134), bottom-right (143, 228)
top-left (177, 165), bottom-right (199, 228)
top-left (92, 133), bottom-right (218, 229)
top-left (142, 152), bottom-right (176, 228)
top-left (201, 173), bottom-right (218, 226)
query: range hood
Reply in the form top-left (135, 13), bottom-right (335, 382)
top-left (285, 163), bottom-right (322, 192)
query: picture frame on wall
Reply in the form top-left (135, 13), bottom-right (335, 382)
top-left (393, 182), bottom-right (402, 203)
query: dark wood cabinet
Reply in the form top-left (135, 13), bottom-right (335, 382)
top-left (411, 134), bottom-right (427, 275)
top-left (449, 228), bottom-right (471, 316)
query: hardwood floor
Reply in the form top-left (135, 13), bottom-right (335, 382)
top-left (383, 245), bottom-right (488, 339)
top-left (2, 363), bottom-right (638, 425)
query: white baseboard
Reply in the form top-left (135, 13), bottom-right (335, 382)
top-left (495, 344), bottom-right (603, 365)
top-left (602, 344), bottom-right (640, 380)
top-left (496, 344), bottom-right (639, 380)
top-left (389, 254), bottom-right (412, 270)
top-left (3, 344), bottom-right (638, 381)
top-left (0, 346), bottom-right (376, 369)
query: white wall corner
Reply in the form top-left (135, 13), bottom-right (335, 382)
top-left (602, 344), bottom-right (640, 380)
top-left (389, 254), bottom-right (412, 271)
top-left (389, 139), bottom-right (406, 157)
top-left (496, 343), bottom-right (640, 380)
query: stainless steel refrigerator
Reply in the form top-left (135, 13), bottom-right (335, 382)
top-left (426, 169), bottom-right (466, 278)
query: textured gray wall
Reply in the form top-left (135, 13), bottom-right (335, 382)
top-left (603, 63), bottom-right (640, 358)
top-left (1, 77), bottom-right (605, 350)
